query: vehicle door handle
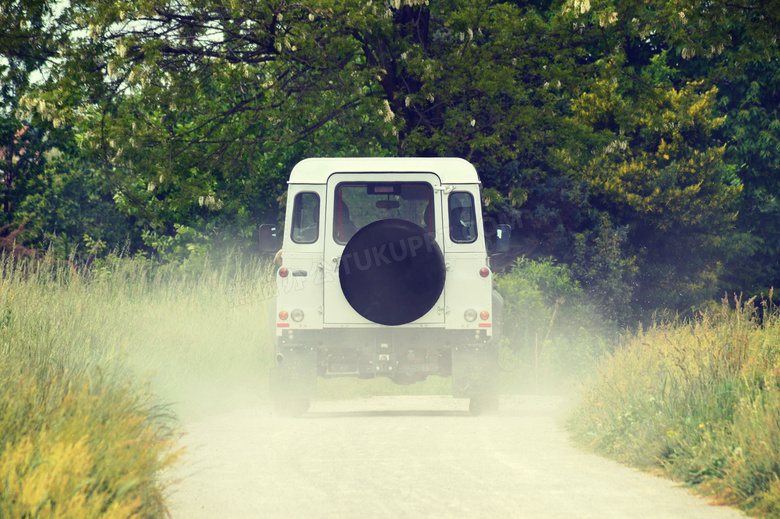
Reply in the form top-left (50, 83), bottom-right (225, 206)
top-left (292, 270), bottom-right (307, 277)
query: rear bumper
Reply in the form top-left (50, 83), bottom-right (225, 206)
top-left (275, 327), bottom-right (494, 381)
top-left (277, 327), bottom-right (491, 350)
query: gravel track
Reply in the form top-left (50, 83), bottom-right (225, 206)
top-left (168, 395), bottom-right (745, 518)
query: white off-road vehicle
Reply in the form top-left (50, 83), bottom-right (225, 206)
top-left (259, 158), bottom-right (510, 415)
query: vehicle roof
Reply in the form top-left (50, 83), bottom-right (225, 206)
top-left (288, 157), bottom-right (481, 185)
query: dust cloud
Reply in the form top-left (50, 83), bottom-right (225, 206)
top-left (116, 272), bottom-right (275, 424)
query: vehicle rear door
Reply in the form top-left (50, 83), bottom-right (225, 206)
top-left (322, 173), bottom-right (445, 326)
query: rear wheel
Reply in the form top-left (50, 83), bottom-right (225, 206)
top-left (452, 346), bottom-right (499, 399)
top-left (269, 345), bottom-right (317, 416)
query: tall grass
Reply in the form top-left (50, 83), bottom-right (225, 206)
top-left (1, 253), bottom-right (277, 416)
top-left (569, 296), bottom-right (780, 516)
top-left (0, 251), bottom-right (277, 516)
top-left (0, 367), bottom-right (177, 517)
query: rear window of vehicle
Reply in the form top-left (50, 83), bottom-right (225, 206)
top-left (334, 182), bottom-right (434, 244)
top-left (448, 192), bottom-right (477, 243)
top-left (291, 192), bottom-right (320, 244)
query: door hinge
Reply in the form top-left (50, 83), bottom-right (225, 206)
top-left (433, 185), bottom-right (455, 194)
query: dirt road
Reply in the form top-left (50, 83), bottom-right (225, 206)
top-left (167, 395), bottom-right (744, 518)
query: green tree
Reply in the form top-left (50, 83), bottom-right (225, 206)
top-left (0, 1), bottom-right (133, 257)
top-left (717, 58), bottom-right (780, 296)
top-left (16, 0), bottom-right (775, 315)
top-left (564, 53), bottom-right (742, 310)
top-left (21, 0), bottom-right (587, 240)
top-left (1, 0), bottom-right (55, 226)
top-left (565, 0), bottom-right (780, 303)
top-left (21, 0), bottom-right (397, 253)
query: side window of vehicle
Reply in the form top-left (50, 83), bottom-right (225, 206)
top-left (449, 192), bottom-right (477, 243)
top-left (291, 192), bottom-right (320, 244)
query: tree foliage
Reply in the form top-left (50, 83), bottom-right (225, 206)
top-left (4, 0), bottom-right (779, 316)
top-left (565, 54), bottom-right (743, 309)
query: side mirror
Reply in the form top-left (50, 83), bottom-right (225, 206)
top-left (258, 224), bottom-right (278, 252)
top-left (495, 224), bottom-right (511, 253)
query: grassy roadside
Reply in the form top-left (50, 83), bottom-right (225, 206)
top-left (569, 297), bottom-right (780, 516)
top-left (0, 249), bottom-right (485, 515)
top-left (0, 366), bottom-right (177, 517)
top-left (0, 252), bottom-right (275, 516)
top-left (10, 246), bottom-right (740, 516)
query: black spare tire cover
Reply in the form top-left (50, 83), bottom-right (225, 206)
top-left (339, 219), bottom-right (445, 326)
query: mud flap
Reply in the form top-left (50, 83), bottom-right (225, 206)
top-left (451, 345), bottom-right (499, 398)
top-left (270, 346), bottom-right (318, 399)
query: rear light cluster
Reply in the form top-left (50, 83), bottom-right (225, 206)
top-left (280, 265), bottom-right (489, 326)
top-left (278, 308), bottom-right (304, 327)
top-left (464, 309), bottom-right (490, 324)
top-left (471, 267), bottom-right (492, 326)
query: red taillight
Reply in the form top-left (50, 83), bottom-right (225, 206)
top-left (279, 310), bottom-right (289, 320)
top-left (279, 267), bottom-right (289, 278)
top-left (480, 311), bottom-right (489, 320)
top-left (479, 267), bottom-right (490, 278)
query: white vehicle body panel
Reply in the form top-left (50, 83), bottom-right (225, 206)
top-left (275, 158), bottom-right (493, 336)
top-left (275, 183), bottom-right (326, 332)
